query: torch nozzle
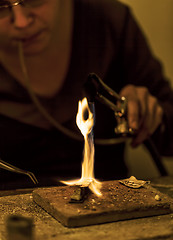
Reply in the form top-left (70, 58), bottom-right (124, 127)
top-left (84, 73), bottom-right (135, 137)
top-left (84, 73), bottom-right (126, 114)
top-left (84, 73), bottom-right (121, 102)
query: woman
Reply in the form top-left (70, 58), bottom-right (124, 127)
top-left (0, 0), bottom-right (172, 188)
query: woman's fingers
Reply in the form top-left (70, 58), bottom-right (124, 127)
top-left (119, 85), bottom-right (163, 147)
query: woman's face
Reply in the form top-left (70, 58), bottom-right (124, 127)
top-left (0, 0), bottom-right (63, 56)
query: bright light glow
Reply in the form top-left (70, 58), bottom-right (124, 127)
top-left (62, 98), bottom-right (102, 197)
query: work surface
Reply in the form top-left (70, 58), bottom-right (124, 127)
top-left (1, 176), bottom-right (173, 240)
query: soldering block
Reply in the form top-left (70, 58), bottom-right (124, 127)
top-left (32, 180), bottom-right (173, 227)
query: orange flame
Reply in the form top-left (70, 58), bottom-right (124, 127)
top-left (62, 98), bottom-right (102, 197)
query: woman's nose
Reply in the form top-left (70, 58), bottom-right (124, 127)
top-left (11, 5), bottom-right (33, 28)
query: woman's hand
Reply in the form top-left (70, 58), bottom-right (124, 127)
top-left (119, 84), bottom-right (163, 147)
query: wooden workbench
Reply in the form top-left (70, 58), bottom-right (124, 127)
top-left (1, 176), bottom-right (173, 240)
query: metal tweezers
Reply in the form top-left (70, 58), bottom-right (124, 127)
top-left (0, 158), bottom-right (38, 185)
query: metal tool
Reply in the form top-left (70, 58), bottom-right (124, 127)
top-left (0, 158), bottom-right (38, 184)
top-left (84, 73), bottom-right (168, 176)
top-left (85, 73), bottom-right (135, 136)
